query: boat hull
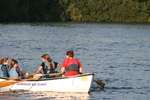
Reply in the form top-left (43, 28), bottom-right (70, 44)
top-left (0, 73), bottom-right (93, 93)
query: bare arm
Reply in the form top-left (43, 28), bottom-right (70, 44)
top-left (61, 67), bottom-right (65, 74)
top-left (34, 66), bottom-right (43, 74)
top-left (79, 64), bottom-right (83, 73)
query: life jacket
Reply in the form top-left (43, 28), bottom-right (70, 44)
top-left (0, 64), bottom-right (10, 78)
top-left (65, 64), bottom-right (79, 72)
top-left (41, 61), bottom-right (58, 74)
top-left (64, 59), bottom-right (80, 74)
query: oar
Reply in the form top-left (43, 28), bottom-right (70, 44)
top-left (89, 65), bottom-right (105, 89)
top-left (0, 80), bottom-right (18, 88)
top-left (45, 73), bottom-right (62, 77)
top-left (92, 72), bottom-right (105, 89)
top-left (94, 79), bottom-right (105, 89)
top-left (0, 77), bottom-right (19, 88)
top-left (26, 73), bottom-right (63, 80)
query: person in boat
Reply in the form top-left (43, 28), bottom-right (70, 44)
top-left (0, 57), bottom-right (10, 78)
top-left (0, 57), bottom-right (27, 79)
top-left (61, 50), bottom-right (83, 77)
top-left (9, 59), bottom-right (26, 79)
top-left (34, 54), bottom-right (59, 78)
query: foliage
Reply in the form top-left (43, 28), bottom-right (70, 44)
top-left (61, 0), bottom-right (150, 23)
top-left (0, 0), bottom-right (150, 23)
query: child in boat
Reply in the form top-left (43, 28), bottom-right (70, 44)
top-left (9, 59), bottom-right (18, 79)
top-left (0, 58), bottom-right (27, 79)
top-left (0, 57), bottom-right (28, 79)
top-left (0, 57), bottom-right (10, 78)
top-left (8, 59), bottom-right (28, 79)
top-left (61, 50), bottom-right (83, 77)
top-left (34, 54), bottom-right (59, 78)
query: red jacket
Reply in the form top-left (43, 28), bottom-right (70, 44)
top-left (62, 58), bottom-right (81, 76)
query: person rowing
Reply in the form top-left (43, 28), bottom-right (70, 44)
top-left (61, 50), bottom-right (83, 77)
top-left (33, 53), bottom-right (59, 79)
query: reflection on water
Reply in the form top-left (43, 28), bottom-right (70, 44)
top-left (0, 91), bottom-right (89, 100)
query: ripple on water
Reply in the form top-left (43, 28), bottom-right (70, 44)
top-left (0, 23), bottom-right (150, 100)
top-left (0, 91), bottom-right (90, 100)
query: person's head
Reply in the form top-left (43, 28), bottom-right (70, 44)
top-left (66, 50), bottom-right (74, 58)
top-left (41, 54), bottom-right (52, 62)
top-left (0, 57), bottom-right (9, 64)
top-left (10, 59), bottom-right (18, 68)
top-left (0, 57), bottom-right (3, 64)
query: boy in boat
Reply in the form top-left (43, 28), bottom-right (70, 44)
top-left (34, 54), bottom-right (59, 78)
top-left (61, 50), bottom-right (83, 77)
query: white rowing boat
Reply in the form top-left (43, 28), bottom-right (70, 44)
top-left (0, 73), bottom-right (93, 93)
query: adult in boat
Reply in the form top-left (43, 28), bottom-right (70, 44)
top-left (61, 50), bottom-right (83, 77)
top-left (34, 54), bottom-right (59, 78)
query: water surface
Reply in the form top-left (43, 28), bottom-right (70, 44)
top-left (0, 23), bottom-right (150, 100)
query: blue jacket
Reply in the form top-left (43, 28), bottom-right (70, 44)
top-left (9, 68), bottom-right (18, 78)
top-left (0, 64), bottom-right (10, 78)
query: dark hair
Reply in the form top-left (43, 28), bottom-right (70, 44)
top-left (66, 50), bottom-right (74, 57)
top-left (41, 54), bottom-right (52, 62)
top-left (11, 59), bottom-right (18, 64)
top-left (9, 59), bottom-right (18, 68)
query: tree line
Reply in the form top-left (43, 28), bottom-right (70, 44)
top-left (0, 0), bottom-right (150, 23)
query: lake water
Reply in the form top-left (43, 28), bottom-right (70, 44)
top-left (0, 23), bottom-right (150, 100)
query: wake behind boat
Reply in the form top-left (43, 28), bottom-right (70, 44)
top-left (0, 73), bottom-right (94, 93)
